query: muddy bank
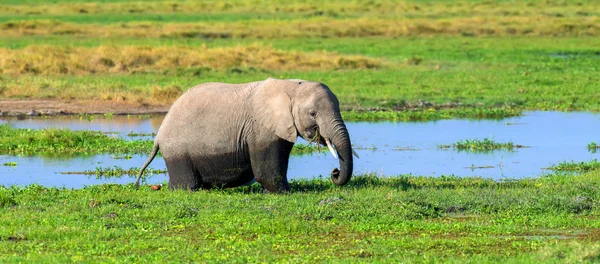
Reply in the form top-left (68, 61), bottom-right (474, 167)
top-left (0, 99), bottom-right (464, 117)
top-left (0, 99), bottom-right (170, 116)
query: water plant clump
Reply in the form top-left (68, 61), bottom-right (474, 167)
top-left (342, 108), bottom-right (522, 122)
top-left (0, 124), bottom-right (153, 155)
top-left (587, 142), bottom-right (599, 153)
top-left (439, 138), bottom-right (524, 151)
top-left (546, 159), bottom-right (600, 172)
top-left (292, 142), bottom-right (326, 155)
top-left (126, 132), bottom-right (157, 137)
top-left (0, 124), bottom-right (323, 156)
top-left (61, 166), bottom-right (166, 179)
top-left (2, 162), bottom-right (17, 167)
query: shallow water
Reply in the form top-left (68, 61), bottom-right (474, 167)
top-left (1, 111), bottom-right (599, 188)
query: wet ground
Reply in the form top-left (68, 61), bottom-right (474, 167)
top-left (1, 111), bottom-right (599, 188)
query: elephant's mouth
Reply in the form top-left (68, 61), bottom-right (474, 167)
top-left (304, 125), bottom-right (315, 139)
top-left (307, 125), bottom-right (359, 160)
top-left (306, 125), bottom-right (324, 143)
top-left (306, 125), bottom-right (340, 159)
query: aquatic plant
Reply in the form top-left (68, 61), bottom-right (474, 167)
top-left (126, 132), bottom-right (157, 137)
top-left (103, 112), bottom-right (114, 119)
top-left (112, 155), bottom-right (132, 159)
top-left (547, 159), bottom-right (600, 172)
top-left (342, 108), bottom-right (522, 122)
top-left (587, 142), bottom-right (599, 153)
top-left (0, 124), bottom-right (323, 155)
top-left (0, 124), bottom-right (152, 155)
top-left (2, 162), bottom-right (17, 167)
top-left (439, 138), bottom-right (524, 151)
top-left (291, 143), bottom-right (326, 155)
top-left (61, 166), bottom-right (166, 179)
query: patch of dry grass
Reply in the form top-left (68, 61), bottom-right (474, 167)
top-left (1, 0), bottom-right (598, 18)
top-left (1, 16), bottom-right (599, 39)
top-left (0, 45), bottom-right (382, 75)
top-left (151, 85), bottom-right (183, 103)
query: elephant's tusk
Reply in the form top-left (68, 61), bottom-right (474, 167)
top-left (325, 138), bottom-right (338, 159)
top-left (352, 149), bottom-right (360, 159)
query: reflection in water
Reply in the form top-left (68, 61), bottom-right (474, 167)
top-left (1, 111), bottom-right (599, 188)
top-left (0, 154), bottom-right (167, 188)
top-left (0, 115), bottom-right (165, 135)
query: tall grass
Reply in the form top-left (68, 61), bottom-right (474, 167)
top-left (1, 0), bottom-right (597, 20)
top-left (1, 17), bottom-right (598, 38)
top-left (0, 45), bottom-right (382, 75)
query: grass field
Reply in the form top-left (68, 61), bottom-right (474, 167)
top-left (0, 0), bottom-right (599, 119)
top-left (2, 0), bottom-right (600, 262)
top-left (1, 173), bottom-right (600, 262)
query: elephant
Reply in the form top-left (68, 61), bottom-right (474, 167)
top-left (135, 77), bottom-right (357, 193)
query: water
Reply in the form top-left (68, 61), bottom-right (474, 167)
top-left (1, 111), bottom-right (599, 188)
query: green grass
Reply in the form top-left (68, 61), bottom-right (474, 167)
top-left (343, 108), bottom-right (522, 121)
top-left (0, 2), bottom-right (599, 120)
top-left (1, 162), bottom-right (17, 167)
top-left (439, 138), bottom-right (524, 151)
top-left (1, 172), bottom-right (599, 262)
top-left (1, 36), bottom-right (599, 116)
top-left (0, 124), bottom-right (323, 156)
top-left (547, 159), bottom-right (600, 172)
top-left (0, 124), bottom-right (152, 155)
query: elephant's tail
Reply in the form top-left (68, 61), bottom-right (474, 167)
top-left (135, 142), bottom-right (160, 190)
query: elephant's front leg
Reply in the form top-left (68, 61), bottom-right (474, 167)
top-left (249, 138), bottom-right (294, 193)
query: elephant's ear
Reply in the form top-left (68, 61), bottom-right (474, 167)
top-left (249, 79), bottom-right (298, 143)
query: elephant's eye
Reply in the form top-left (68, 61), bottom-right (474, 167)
top-left (309, 110), bottom-right (317, 118)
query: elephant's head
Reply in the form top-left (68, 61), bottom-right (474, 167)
top-left (249, 77), bottom-right (354, 186)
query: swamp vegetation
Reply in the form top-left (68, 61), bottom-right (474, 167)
top-left (1, 0), bottom-right (600, 262)
top-left (0, 124), bottom-right (324, 156)
top-left (1, 173), bottom-right (600, 262)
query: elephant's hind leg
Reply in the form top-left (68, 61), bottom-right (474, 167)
top-left (165, 156), bottom-right (202, 191)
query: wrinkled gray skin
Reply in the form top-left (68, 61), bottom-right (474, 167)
top-left (135, 78), bottom-right (353, 192)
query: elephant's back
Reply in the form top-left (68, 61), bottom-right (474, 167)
top-left (155, 81), bottom-right (255, 153)
top-left (164, 81), bottom-right (254, 119)
top-left (184, 81), bottom-right (255, 98)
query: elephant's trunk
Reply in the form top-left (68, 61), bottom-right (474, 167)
top-left (326, 120), bottom-right (353, 186)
